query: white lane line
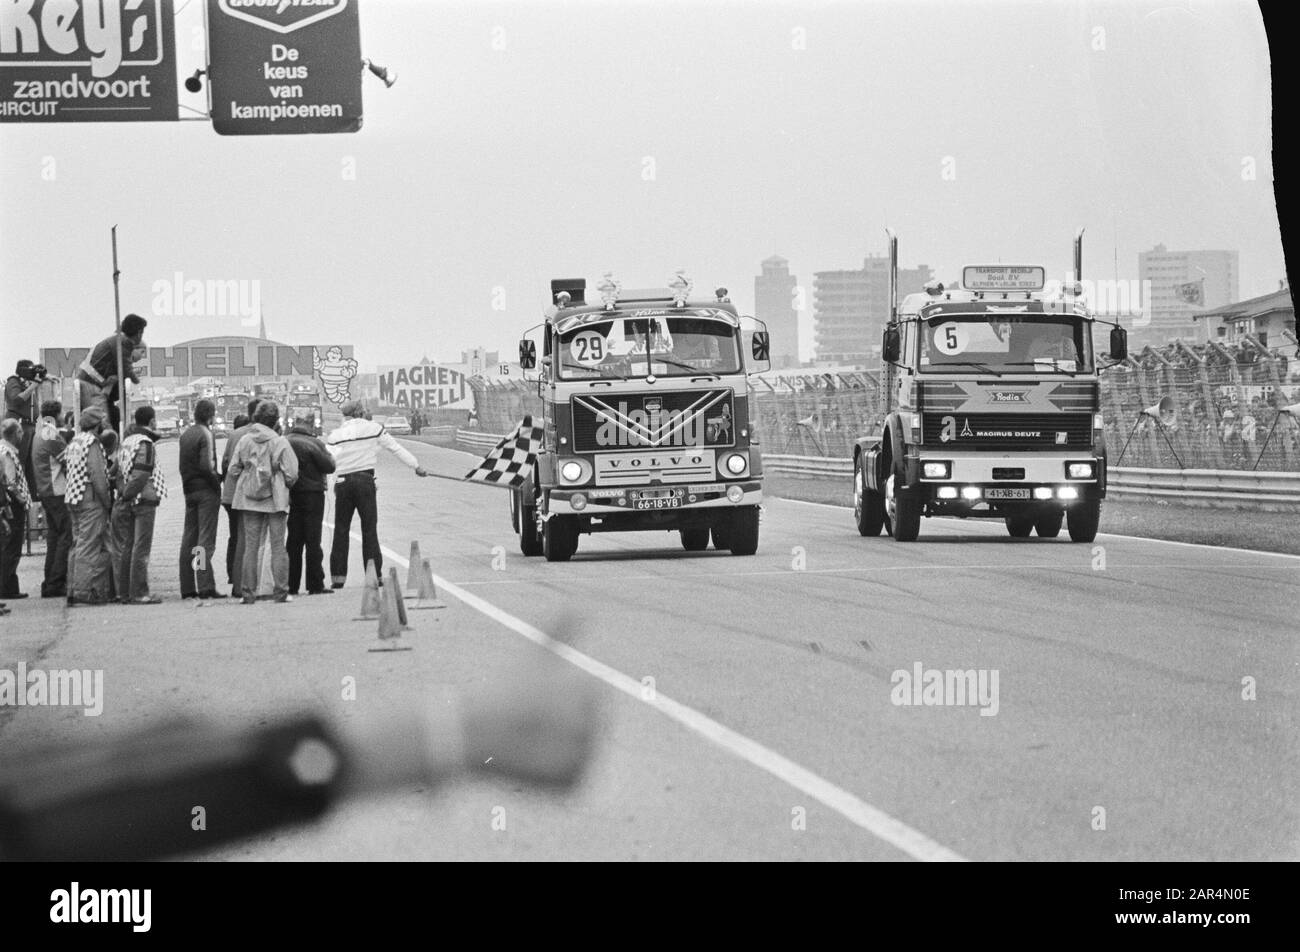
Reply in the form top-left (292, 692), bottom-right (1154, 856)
top-left (324, 519), bottom-right (967, 863)
top-left (774, 497), bottom-right (1300, 561)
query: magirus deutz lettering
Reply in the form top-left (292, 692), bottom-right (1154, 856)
top-left (852, 229), bottom-right (1128, 542)
top-left (511, 273), bottom-right (771, 560)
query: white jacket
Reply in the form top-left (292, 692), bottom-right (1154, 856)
top-left (325, 418), bottom-right (418, 476)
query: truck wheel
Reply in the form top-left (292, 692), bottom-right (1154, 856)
top-left (1004, 511), bottom-right (1035, 538)
top-left (885, 465), bottom-right (921, 542)
top-left (519, 505), bottom-right (543, 556)
top-left (1067, 499), bottom-right (1102, 543)
top-left (711, 522), bottom-right (731, 551)
top-left (680, 527), bottom-right (710, 551)
top-left (854, 456), bottom-right (885, 537)
top-left (728, 507), bottom-right (760, 555)
top-left (543, 515), bottom-right (576, 561)
top-left (1034, 507), bottom-right (1064, 538)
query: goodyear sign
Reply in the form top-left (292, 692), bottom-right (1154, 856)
top-left (0, 0), bottom-right (178, 122)
top-left (206, 0), bottom-right (362, 135)
top-left (377, 364), bottom-right (472, 410)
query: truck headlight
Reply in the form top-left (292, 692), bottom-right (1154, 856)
top-left (724, 453), bottom-right (747, 476)
top-left (922, 461), bottom-right (951, 479)
top-left (1066, 462), bottom-right (1095, 479)
top-left (560, 460), bottom-right (589, 484)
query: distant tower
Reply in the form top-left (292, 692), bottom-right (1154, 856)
top-left (258, 313), bottom-right (269, 340)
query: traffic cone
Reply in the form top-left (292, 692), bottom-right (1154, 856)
top-left (352, 560), bottom-right (381, 621)
top-left (389, 567), bottom-right (413, 630)
top-left (405, 541), bottom-right (422, 595)
top-left (367, 574), bottom-right (412, 653)
top-left (408, 558), bottom-right (447, 610)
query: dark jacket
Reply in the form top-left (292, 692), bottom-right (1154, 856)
top-left (178, 423), bottom-right (222, 497)
top-left (286, 425), bottom-right (336, 494)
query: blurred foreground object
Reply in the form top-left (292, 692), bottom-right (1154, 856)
top-left (0, 658), bottom-right (599, 861)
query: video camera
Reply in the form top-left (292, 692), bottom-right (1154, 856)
top-left (18, 362), bottom-right (48, 382)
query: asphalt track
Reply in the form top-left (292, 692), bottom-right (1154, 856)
top-left (3, 439), bottom-right (1296, 861)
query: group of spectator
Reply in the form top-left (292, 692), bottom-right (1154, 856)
top-left (1, 318), bottom-right (432, 616)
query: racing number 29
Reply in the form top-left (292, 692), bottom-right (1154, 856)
top-left (574, 336), bottom-right (604, 361)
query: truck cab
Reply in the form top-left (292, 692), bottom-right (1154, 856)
top-left (855, 230), bottom-right (1128, 542)
top-left (513, 275), bottom-right (770, 561)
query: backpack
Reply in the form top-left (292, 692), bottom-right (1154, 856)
top-left (241, 438), bottom-right (275, 501)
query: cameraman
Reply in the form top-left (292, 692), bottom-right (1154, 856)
top-left (4, 359), bottom-right (47, 492)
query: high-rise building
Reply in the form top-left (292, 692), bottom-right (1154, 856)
top-left (754, 256), bottom-right (799, 368)
top-left (1137, 244), bottom-right (1239, 343)
top-left (813, 255), bottom-right (933, 364)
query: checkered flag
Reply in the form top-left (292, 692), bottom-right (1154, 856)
top-left (464, 416), bottom-right (544, 487)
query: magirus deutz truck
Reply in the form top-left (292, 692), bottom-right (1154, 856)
top-left (513, 274), bottom-right (771, 561)
top-left (854, 230), bottom-right (1128, 543)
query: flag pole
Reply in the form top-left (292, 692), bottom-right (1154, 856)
top-left (111, 225), bottom-right (126, 441)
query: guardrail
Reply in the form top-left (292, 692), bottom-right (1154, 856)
top-left (456, 429), bottom-right (506, 451)
top-left (761, 454), bottom-right (1300, 510)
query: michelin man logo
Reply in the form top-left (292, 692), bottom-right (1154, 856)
top-left (313, 346), bottom-right (358, 406)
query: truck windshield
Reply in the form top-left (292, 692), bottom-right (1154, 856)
top-left (920, 315), bottom-right (1093, 374)
top-left (557, 314), bottom-right (741, 380)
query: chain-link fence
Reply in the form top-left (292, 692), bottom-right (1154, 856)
top-left (463, 341), bottom-right (1300, 472)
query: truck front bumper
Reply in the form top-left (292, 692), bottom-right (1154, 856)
top-left (905, 451), bottom-right (1105, 504)
top-left (546, 480), bottom-right (763, 516)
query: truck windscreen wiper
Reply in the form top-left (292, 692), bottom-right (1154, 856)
top-left (938, 360), bottom-right (1001, 377)
top-left (1000, 361), bottom-right (1081, 377)
top-left (654, 357), bottom-right (720, 378)
top-left (560, 359), bottom-right (628, 381)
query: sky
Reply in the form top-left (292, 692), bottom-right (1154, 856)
top-left (0, 0), bottom-right (1284, 371)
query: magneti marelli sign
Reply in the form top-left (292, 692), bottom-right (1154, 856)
top-left (205, 0), bottom-right (362, 135)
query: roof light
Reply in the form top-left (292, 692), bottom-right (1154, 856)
top-left (597, 272), bottom-right (622, 311)
top-left (715, 287), bottom-right (730, 303)
top-left (668, 269), bottom-right (693, 307)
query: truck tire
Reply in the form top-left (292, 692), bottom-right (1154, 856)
top-left (885, 465), bottom-right (921, 542)
top-left (680, 527), bottom-right (710, 551)
top-left (711, 522), bottom-right (731, 551)
top-left (542, 515), bottom-right (577, 562)
top-left (1034, 507), bottom-right (1064, 538)
top-left (728, 507), bottom-right (760, 555)
top-left (519, 503), bottom-right (543, 556)
top-left (1067, 498), bottom-right (1102, 543)
top-left (854, 456), bottom-right (885, 537)
top-left (1005, 511), bottom-right (1035, 537)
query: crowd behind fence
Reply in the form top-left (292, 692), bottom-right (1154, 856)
top-left (465, 338), bottom-right (1300, 472)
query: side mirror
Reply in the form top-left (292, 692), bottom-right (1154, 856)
top-left (519, 339), bottom-right (536, 370)
top-left (1109, 326), bottom-right (1128, 362)
top-left (882, 326), bottom-right (901, 364)
top-left (751, 331), bottom-right (770, 362)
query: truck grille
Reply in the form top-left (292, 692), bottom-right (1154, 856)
top-left (922, 413), bottom-right (1093, 448)
top-left (571, 389), bottom-right (734, 453)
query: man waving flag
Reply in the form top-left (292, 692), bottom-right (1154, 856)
top-left (465, 417), bottom-right (544, 488)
